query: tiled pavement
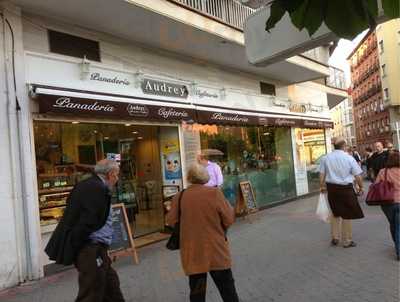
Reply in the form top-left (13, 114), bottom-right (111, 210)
top-left (1, 194), bottom-right (399, 302)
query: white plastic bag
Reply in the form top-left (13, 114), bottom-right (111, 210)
top-left (316, 193), bottom-right (331, 223)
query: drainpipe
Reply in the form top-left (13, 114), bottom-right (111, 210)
top-left (1, 12), bottom-right (26, 284)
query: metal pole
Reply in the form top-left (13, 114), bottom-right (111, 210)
top-left (395, 121), bottom-right (400, 150)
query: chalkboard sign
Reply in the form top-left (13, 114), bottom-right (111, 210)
top-left (109, 204), bottom-right (139, 264)
top-left (239, 181), bottom-right (257, 211)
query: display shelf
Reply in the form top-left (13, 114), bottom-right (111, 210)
top-left (40, 202), bottom-right (67, 210)
top-left (38, 186), bottom-right (73, 195)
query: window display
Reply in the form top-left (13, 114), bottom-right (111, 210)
top-left (198, 125), bottom-right (296, 207)
top-left (34, 121), bottom-right (181, 237)
top-left (295, 129), bottom-right (327, 192)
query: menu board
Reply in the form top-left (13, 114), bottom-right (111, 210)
top-left (109, 204), bottom-right (139, 264)
top-left (239, 181), bottom-right (257, 210)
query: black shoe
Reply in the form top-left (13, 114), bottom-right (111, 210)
top-left (331, 239), bottom-right (339, 246)
top-left (343, 241), bottom-right (357, 248)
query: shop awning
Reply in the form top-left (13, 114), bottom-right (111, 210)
top-left (195, 106), bottom-right (333, 128)
top-left (33, 86), bottom-right (333, 128)
top-left (34, 86), bottom-right (196, 123)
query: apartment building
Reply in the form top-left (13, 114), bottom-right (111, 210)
top-left (331, 98), bottom-right (356, 146)
top-left (348, 31), bottom-right (391, 152)
top-left (376, 19), bottom-right (400, 148)
top-left (0, 0), bottom-right (346, 288)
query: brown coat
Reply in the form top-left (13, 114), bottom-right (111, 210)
top-left (166, 185), bottom-right (235, 276)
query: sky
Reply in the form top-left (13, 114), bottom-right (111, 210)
top-left (328, 29), bottom-right (369, 86)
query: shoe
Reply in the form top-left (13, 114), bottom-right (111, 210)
top-left (343, 241), bottom-right (357, 248)
top-left (330, 239), bottom-right (339, 246)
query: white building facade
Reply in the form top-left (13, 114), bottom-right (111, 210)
top-left (0, 0), bottom-right (346, 289)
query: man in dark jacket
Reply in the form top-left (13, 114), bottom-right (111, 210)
top-left (45, 159), bottom-right (124, 302)
top-left (369, 141), bottom-right (389, 180)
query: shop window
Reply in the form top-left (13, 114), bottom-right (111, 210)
top-left (198, 125), bottom-right (295, 206)
top-left (260, 82), bottom-right (276, 96)
top-left (34, 121), bottom-right (182, 237)
top-left (48, 30), bottom-right (101, 62)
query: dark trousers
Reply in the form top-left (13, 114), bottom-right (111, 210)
top-left (188, 269), bottom-right (239, 302)
top-left (75, 243), bottom-right (125, 302)
top-left (381, 204), bottom-right (400, 256)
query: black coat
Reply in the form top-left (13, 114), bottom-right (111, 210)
top-left (370, 151), bottom-right (389, 178)
top-left (45, 175), bottom-right (111, 265)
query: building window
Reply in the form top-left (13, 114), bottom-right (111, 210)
top-left (379, 40), bottom-right (384, 53)
top-left (381, 64), bottom-right (386, 77)
top-left (259, 82), bottom-right (276, 96)
top-left (384, 88), bottom-right (390, 100)
top-left (48, 30), bottom-right (101, 62)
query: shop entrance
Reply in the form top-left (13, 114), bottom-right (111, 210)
top-left (34, 121), bottom-right (182, 240)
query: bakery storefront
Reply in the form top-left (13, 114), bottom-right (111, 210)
top-left (191, 109), bottom-right (332, 207)
top-left (32, 85), bottom-right (195, 265)
top-left (27, 55), bottom-right (333, 267)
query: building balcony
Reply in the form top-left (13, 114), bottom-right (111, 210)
top-left (11, 0), bottom-right (331, 84)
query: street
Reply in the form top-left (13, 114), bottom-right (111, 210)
top-left (0, 194), bottom-right (398, 302)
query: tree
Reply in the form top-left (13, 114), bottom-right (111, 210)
top-left (264, 0), bottom-right (400, 39)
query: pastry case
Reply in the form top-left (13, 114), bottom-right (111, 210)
top-left (37, 173), bottom-right (75, 226)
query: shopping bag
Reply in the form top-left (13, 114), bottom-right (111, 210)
top-left (316, 193), bottom-right (331, 223)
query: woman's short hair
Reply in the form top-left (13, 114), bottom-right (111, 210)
top-left (187, 164), bottom-right (210, 185)
top-left (386, 151), bottom-right (400, 169)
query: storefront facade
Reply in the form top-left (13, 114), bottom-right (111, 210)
top-left (0, 6), bottom-right (336, 287)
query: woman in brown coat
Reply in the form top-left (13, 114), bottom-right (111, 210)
top-left (166, 164), bottom-right (239, 302)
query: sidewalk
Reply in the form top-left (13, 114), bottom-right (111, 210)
top-left (1, 194), bottom-right (399, 302)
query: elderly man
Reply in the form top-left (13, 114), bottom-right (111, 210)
top-left (319, 137), bottom-right (365, 248)
top-left (197, 153), bottom-right (223, 187)
top-left (45, 159), bottom-right (125, 302)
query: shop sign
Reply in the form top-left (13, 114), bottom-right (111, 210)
top-left (195, 89), bottom-right (219, 99)
top-left (273, 118), bottom-right (298, 126)
top-left (141, 78), bottom-right (188, 99)
top-left (90, 72), bottom-right (131, 86)
top-left (52, 97), bottom-right (117, 113)
top-left (302, 120), bottom-right (333, 128)
top-left (288, 103), bottom-right (307, 113)
top-left (37, 93), bottom-right (195, 123)
top-left (126, 104), bottom-right (149, 117)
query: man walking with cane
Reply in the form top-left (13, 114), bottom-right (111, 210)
top-left (45, 159), bottom-right (125, 302)
top-left (319, 137), bottom-right (365, 248)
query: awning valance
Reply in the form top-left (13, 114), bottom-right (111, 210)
top-left (33, 86), bottom-right (333, 128)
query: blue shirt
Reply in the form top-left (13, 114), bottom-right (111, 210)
top-left (88, 175), bottom-right (114, 246)
top-left (319, 150), bottom-right (363, 185)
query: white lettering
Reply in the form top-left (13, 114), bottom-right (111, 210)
top-left (53, 97), bottom-right (115, 112)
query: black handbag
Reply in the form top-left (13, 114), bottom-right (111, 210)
top-left (166, 190), bottom-right (185, 250)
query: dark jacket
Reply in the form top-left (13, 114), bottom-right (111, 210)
top-left (45, 175), bottom-right (111, 265)
top-left (370, 151), bottom-right (389, 178)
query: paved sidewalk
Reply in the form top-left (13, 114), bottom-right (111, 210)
top-left (1, 194), bottom-right (399, 302)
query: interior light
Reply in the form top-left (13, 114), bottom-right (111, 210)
top-left (125, 123), bottom-right (131, 127)
top-left (104, 136), bottom-right (109, 140)
top-left (132, 131), bottom-right (138, 134)
top-left (72, 121), bottom-right (80, 124)
top-left (137, 136), bottom-right (143, 140)
top-left (263, 132), bottom-right (270, 135)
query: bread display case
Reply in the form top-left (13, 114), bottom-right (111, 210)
top-left (38, 173), bottom-right (75, 226)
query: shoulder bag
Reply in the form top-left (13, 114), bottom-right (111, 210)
top-left (166, 190), bottom-right (185, 250)
top-left (366, 168), bottom-right (395, 206)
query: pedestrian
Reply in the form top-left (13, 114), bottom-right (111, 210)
top-left (45, 159), bottom-right (125, 302)
top-left (352, 146), bottom-right (362, 166)
top-left (166, 164), bottom-right (239, 302)
top-left (369, 141), bottom-right (389, 180)
top-left (197, 153), bottom-right (223, 187)
top-left (386, 142), bottom-right (396, 154)
top-left (374, 151), bottom-right (400, 261)
top-left (363, 147), bottom-right (374, 180)
top-left (319, 137), bottom-right (365, 248)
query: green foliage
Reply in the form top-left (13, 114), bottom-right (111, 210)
top-left (265, 0), bottom-right (399, 39)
